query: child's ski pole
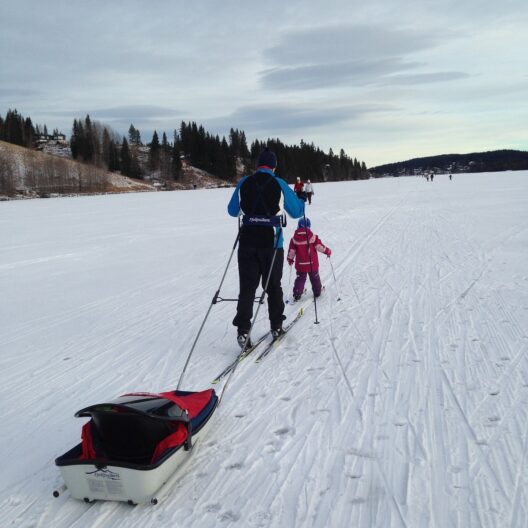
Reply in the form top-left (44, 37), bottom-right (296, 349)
top-left (328, 257), bottom-right (342, 301)
top-left (302, 211), bottom-right (319, 324)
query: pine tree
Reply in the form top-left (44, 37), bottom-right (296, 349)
top-left (23, 117), bottom-right (34, 147)
top-left (102, 128), bottom-right (111, 168)
top-left (128, 124), bottom-right (141, 146)
top-left (361, 161), bottom-right (368, 179)
top-left (171, 130), bottom-right (182, 180)
top-left (149, 130), bottom-right (160, 171)
top-left (4, 109), bottom-right (24, 146)
top-left (120, 137), bottom-right (131, 176)
top-left (83, 115), bottom-right (95, 163)
top-left (239, 130), bottom-right (250, 158)
top-left (128, 124), bottom-right (137, 145)
top-left (109, 140), bottom-right (120, 172)
top-left (70, 119), bottom-right (80, 159)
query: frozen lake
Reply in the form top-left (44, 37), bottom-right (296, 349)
top-left (1, 171), bottom-right (527, 527)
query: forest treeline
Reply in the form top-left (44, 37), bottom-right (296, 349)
top-left (371, 150), bottom-right (528, 175)
top-left (1, 109), bottom-right (369, 186)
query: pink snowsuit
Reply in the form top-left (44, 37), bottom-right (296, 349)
top-left (287, 228), bottom-right (331, 297)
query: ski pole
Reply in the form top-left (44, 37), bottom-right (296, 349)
top-left (328, 257), bottom-right (342, 301)
top-left (302, 209), bottom-right (319, 324)
top-left (285, 263), bottom-right (294, 304)
top-left (177, 231), bottom-right (240, 390)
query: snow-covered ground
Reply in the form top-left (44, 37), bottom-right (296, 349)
top-left (1, 172), bottom-right (527, 527)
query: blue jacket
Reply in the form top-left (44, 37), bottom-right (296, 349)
top-left (228, 168), bottom-right (304, 248)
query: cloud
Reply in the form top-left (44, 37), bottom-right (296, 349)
top-left (88, 105), bottom-right (181, 121)
top-left (261, 59), bottom-right (423, 90)
top-left (260, 24), bottom-right (467, 91)
top-left (46, 104), bottom-right (183, 129)
top-left (379, 72), bottom-right (471, 85)
top-left (208, 102), bottom-right (395, 136)
top-left (264, 25), bottom-right (442, 65)
top-left (0, 87), bottom-right (40, 98)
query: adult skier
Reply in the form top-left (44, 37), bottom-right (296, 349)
top-left (304, 179), bottom-right (314, 204)
top-left (294, 177), bottom-right (306, 201)
top-left (287, 218), bottom-right (331, 301)
top-left (228, 148), bottom-right (304, 348)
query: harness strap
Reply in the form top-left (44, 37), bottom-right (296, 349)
top-left (242, 215), bottom-right (283, 227)
top-left (248, 172), bottom-right (275, 216)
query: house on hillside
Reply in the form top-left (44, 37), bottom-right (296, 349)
top-left (35, 133), bottom-right (68, 149)
top-left (180, 153), bottom-right (190, 168)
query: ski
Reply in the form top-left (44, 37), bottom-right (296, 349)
top-left (255, 306), bottom-right (306, 363)
top-left (285, 288), bottom-right (307, 304)
top-left (211, 331), bottom-right (270, 384)
top-left (213, 295), bottom-right (316, 383)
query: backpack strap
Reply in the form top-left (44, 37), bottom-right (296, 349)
top-left (247, 172), bottom-right (275, 216)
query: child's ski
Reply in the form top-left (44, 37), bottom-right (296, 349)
top-left (285, 288), bottom-right (307, 304)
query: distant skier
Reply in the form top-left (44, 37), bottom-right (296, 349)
top-left (449, 174), bottom-right (452, 181)
top-left (287, 218), bottom-right (331, 301)
top-left (228, 148), bottom-right (304, 347)
top-left (304, 179), bottom-right (314, 204)
top-left (294, 177), bottom-right (306, 201)
top-left (431, 174), bottom-right (434, 182)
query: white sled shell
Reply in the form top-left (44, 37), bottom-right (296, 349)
top-left (56, 398), bottom-right (216, 504)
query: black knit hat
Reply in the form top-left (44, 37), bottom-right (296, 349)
top-left (257, 148), bottom-right (277, 169)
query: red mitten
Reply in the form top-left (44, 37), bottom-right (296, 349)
top-left (287, 258), bottom-right (294, 266)
top-left (325, 249), bottom-right (332, 257)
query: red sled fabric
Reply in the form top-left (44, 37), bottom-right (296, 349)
top-left (150, 389), bottom-right (214, 463)
top-left (80, 421), bottom-right (98, 460)
top-left (79, 389), bottom-right (214, 464)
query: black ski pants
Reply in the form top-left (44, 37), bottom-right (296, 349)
top-left (233, 246), bottom-right (285, 331)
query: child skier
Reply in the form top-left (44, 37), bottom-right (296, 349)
top-left (287, 218), bottom-right (331, 301)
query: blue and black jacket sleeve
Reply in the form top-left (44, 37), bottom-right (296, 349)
top-left (227, 176), bottom-right (248, 217)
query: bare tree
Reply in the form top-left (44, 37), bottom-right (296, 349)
top-left (0, 150), bottom-right (16, 195)
top-left (23, 150), bottom-right (36, 190)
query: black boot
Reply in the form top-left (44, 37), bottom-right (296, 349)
top-left (237, 329), bottom-right (252, 349)
top-left (271, 327), bottom-right (285, 340)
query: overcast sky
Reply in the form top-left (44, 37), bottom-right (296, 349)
top-left (1, 0), bottom-right (527, 166)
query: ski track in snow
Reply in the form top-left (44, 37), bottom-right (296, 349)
top-left (1, 173), bottom-right (528, 527)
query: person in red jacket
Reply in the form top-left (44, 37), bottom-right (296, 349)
top-left (293, 177), bottom-right (306, 201)
top-left (287, 217), bottom-right (331, 300)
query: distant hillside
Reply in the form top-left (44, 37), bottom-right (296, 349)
top-left (0, 140), bottom-right (234, 199)
top-left (370, 149), bottom-right (528, 176)
top-left (0, 140), bottom-right (154, 198)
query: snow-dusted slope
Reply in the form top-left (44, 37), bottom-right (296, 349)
top-left (1, 172), bottom-right (527, 527)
